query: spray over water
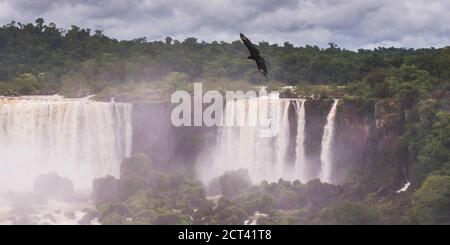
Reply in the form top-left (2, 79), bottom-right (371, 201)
top-left (0, 96), bottom-right (133, 191)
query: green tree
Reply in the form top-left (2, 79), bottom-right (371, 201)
top-left (119, 154), bottom-right (154, 200)
top-left (407, 110), bottom-right (450, 183)
top-left (411, 175), bottom-right (450, 224)
top-left (315, 201), bottom-right (378, 225)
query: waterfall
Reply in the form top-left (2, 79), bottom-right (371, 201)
top-left (198, 97), bottom-right (341, 186)
top-left (294, 99), bottom-right (307, 181)
top-left (198, 96), bottom-right (308, 184)
top-left (275, 100), bottom-right (291, 177)
top-left (0, 95), bottom-right (133, 190)
top-left (319, 99), bottom-right (338, 183)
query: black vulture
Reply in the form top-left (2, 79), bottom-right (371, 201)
top-left (240, 33), bottom-right (268, 77)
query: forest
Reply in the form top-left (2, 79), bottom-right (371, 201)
top-left (1, 19), bottom-right (449, 98)
top-left (0, 19), bottom-right (449, 225)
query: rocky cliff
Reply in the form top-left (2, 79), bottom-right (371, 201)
top-left (131, 98), bottom-right (407, 190)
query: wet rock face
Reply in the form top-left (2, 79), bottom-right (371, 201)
top-left (131, 97), bottom-right (405, 188)
top-left (340, 105), bottom-right (371, 147)
top-left (333, 98), bottom-right (402, 153)
top-left (33, 172), bottom-right (74, 201)
top-left (331, 98), bottom-right (405, 185)
top-left (132, 102), bottom-right (177, 167)
top-left (132, 102), bottom-right (216, 170)
top-left (304, 99), bottom-right (331, 157)
top-left (303, 99), bottom-right (332, 178)
top-left (333, 101), bottom-right (372, 183)
top-left (374, 99), bottom-right (402, 149)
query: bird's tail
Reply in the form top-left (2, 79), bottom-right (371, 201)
top-left (260, 70), bottom-right (270, 81)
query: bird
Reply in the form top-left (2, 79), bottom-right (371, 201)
top-left (240, 33), bottom-right (268, 78)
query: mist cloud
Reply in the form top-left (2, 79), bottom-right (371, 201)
top-left (0, 0), bottom-right (449, 49)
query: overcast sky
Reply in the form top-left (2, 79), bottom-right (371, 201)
top-left (0, 0), bottom-right (449, 50)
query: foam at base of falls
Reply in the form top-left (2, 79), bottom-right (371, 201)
top-left (0, 96), bottom-right (133, 191)
top-left (0, 194), bottom-right (98, 225)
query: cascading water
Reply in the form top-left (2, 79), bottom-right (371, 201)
top-left (198, 96), bottom-right (340, 186)
top-left (275, 100), bottom-right (291, 177)
top-left (198, 95), bottom-right (311, 184)
top-left (319, 99), bottom-right (338, 183)
top-left (0, 95), bottom-right (133, 191)
top-left (294, 99), bottom-right (307, 182)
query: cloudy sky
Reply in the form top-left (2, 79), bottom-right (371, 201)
top-left (0, 0), bottom-right (449, 50)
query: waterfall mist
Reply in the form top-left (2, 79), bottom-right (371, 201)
top-left (197, 96), bottom-right (314, 185)
top-left (197, 97), bottom-right (341, 187)
top-left (0, 96), bottom-right (133, 191)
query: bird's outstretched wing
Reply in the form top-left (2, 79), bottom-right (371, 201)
top-left (240, 33), bottom-right (259, 56)
top-left (256, 57), bottom-right (268, 77)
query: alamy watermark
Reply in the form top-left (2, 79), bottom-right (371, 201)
top-left (170, 83), bottom-right (282, 137)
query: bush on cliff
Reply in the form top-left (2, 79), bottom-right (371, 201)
top-left (411, 175), bottom-right (450, 225)
top-left (314, 201), bottom-right (379, 225)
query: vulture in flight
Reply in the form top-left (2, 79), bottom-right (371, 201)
top-left (240, 33), bottom-right (268, 78)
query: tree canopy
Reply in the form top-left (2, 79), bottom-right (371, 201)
top-left (1, 19), bottom-right (449, 98)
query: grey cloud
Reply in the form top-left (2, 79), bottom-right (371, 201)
top-left (0, 0), bottom-right (449, 49)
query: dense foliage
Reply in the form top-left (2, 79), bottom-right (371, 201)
top-left (1, 19), bottom-right (449, 99)
top-left (92, 154), bottom-right (450, 225)
top-left (94, 155), bottom-right (345, 225)
top-left (411, 175), bottom-right (450, 224)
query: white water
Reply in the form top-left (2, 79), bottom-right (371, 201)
top-left (0, 95), bottom-right (133, 191)
top-left (199, 97), bottom-right (284, 183)
top-left (275, 100), bottom-right (291, 177)
top-left (396, 181), bottom-right (410, 193)
top-left (198, 97), bottom-right (342, 186)
top-left (319, 99), bottom-right (338, 183)
top-left (0, 198), bottom-right (98, 225)
top-left (198, 96), bottom-right (315, 184)
top-left (294, 99), bottom-right (308, 182)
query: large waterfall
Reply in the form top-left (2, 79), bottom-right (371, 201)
top-left (319, 99), bottom-right (338, 183)
top-left (199, 97), bottom-right (287, 183)
top-left (294, 99), bottom-right (307, 182)
top-left (0, 96), bottom-right (133, 191)
top-left (198, 96), bottom-right (308, 184)
top-left (198, 97), bottom-right (340, 185)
